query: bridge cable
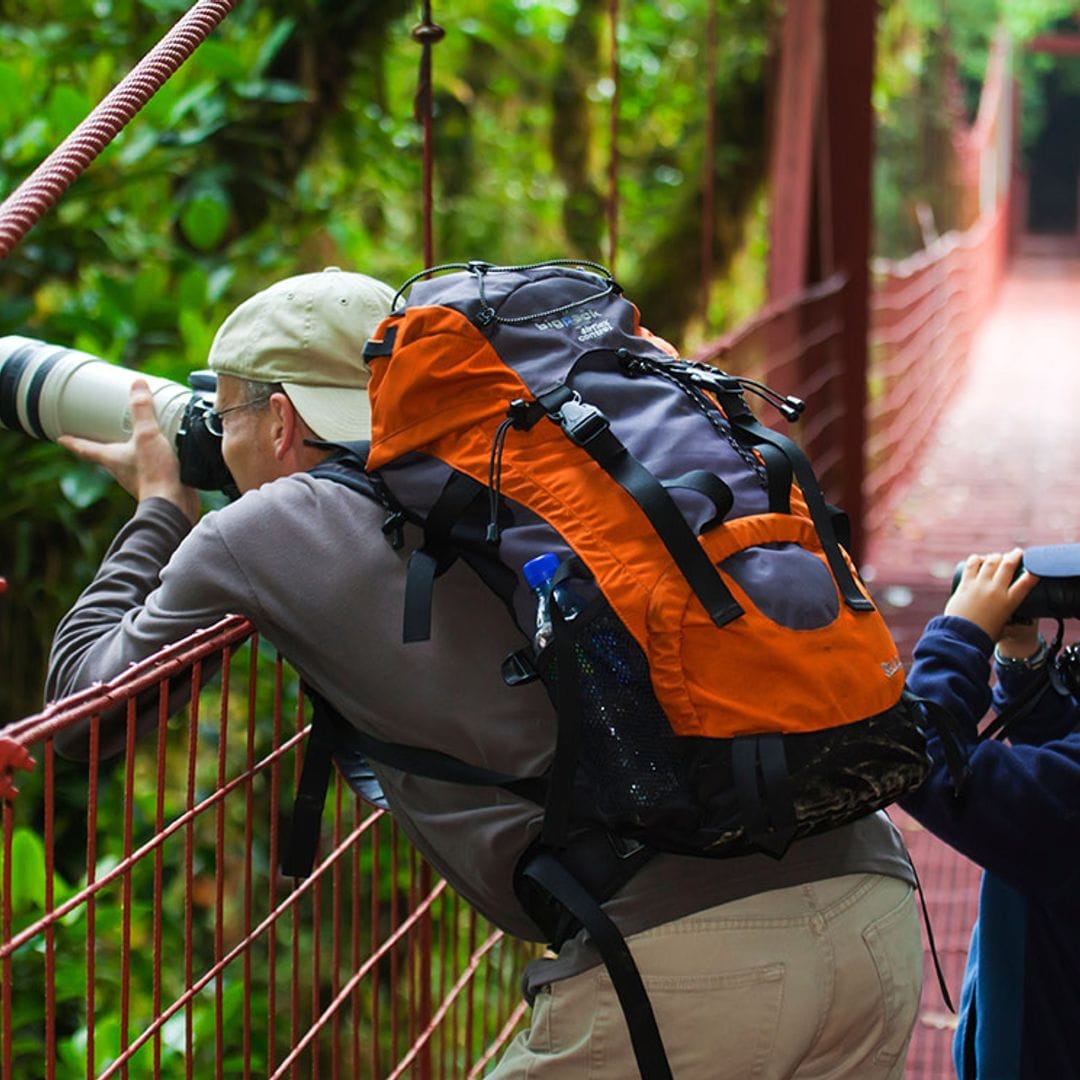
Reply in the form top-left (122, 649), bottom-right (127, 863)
top-left (412, 2), bottom-right (445, 270)
top-left (0, 0), bottom-right (241, 262)
top-left (701, 0), bottom-right (718, 325)
top-left (607, 0), bottom-right (621, 274)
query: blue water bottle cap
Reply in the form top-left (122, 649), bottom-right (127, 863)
top-left (522, 552), bottom-right (560, 591)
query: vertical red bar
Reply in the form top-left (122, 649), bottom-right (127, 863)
top-left (823, 0), bottom-right (877, 559)
top-left (153, 682), bottom-right (169, 1077)
top-left (389, 821), bottom-right (400, 1066)
top-left (330, 777), bottom-right (343, 1080)
top-left (290, 683), bottom-right (304, 1078)
top-left (119, 698), bottom-right (138, 1079)
top-left (700, 0), bottom-right (716, 321)
top-left (1, 792), bottom-right (13, 1080)
top-left (268, 644), bottom-right (282, 1076)
top-left (215, 647), bottom-right (232, 1080)
top-left (767, 0), bottom-right (823, 300)
top-left (463, 908), bottom-right (477, 1067)
top-left (437, 890), bottom-right (449, 1079)
top-left (607, 0), bottom-right (620, 275)
top-left (151, 682), bottom-right (169, 1075)
top-left (369, 813), bottom-right (380, 1079)
top-left (449, 892), bottom-right (461, 1078)
top-left (350, 800), bottom-right (361, 1074)
top-left (418, 860), bottom-right (433, 1080)
top-left (408, 846), bottom-right (418, 1061)
top-left (243, 642), bottom-right (258, 1080)
top-left (44, 741), bottom-right (56, 1080)
top-left (86, 713), bottom-right (101, 1078)
top-left (185, 663), bottom-right (203, 1079)
top-left (311, 826), bottom-right (322, 1080)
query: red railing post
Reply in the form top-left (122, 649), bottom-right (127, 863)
top-left (821, 0), bottom-right (878, 560)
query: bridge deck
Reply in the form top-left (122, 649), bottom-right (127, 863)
top-left (863, 245), bottom-right (1080, 1078)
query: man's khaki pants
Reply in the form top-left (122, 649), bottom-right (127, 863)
top-left (490, 873), bottom-right (922, 1079)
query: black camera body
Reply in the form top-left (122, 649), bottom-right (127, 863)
top-left (951, 545), bottom-right (1080, 621)
top-left (176, 372), bottom-right (238, 498)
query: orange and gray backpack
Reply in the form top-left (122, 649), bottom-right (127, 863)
top-left (292, 259), bottom-right (931, 1079)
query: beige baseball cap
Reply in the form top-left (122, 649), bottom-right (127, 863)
top-left (207, 267), bottom-right (395, 441)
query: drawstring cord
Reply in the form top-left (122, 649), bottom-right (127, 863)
top-left (487, 416), bottom-right (516, 543)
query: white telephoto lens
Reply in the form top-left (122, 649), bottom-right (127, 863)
top-left (0, 335), bottom-right (191, 446)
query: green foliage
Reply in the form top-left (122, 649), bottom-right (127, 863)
top-left (0, 0), bottom-right (779, 721)
top-left (874, 0), bottom-right (1079, 255)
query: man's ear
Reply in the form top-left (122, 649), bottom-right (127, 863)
top-left (268, 391), bottom-right (300, 461)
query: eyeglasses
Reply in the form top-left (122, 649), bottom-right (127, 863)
top-left (203, 397), bottom-right (271, 438)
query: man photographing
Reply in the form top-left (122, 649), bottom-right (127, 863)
top-left (44, 265), bottom-right (922, 1078)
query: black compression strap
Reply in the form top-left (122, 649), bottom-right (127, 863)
top-left (755, 443), bottom-right (792, 513)
top-left (731, 734), bottom-right (797, 858)
top-left (306, 688), bottom-right (542, 795)
top-left (403, 471), bottom-right (487, 643)
top-left (724, 410), bottom-right (872, 611)
top-left (732, 737), bottom-right (770, 849)
top-left (755, 734), bottom-right (796, 858)
top-left (403, 549), bottom-right (439, 643)
top-left (522, 852), bottom-right (674, 1080)
top-left (537, 387), bottom-right (743, 628)
top-left (661, 469), bottom-right (733, 531)
top-left (281, 698), bottom-right (338, 877)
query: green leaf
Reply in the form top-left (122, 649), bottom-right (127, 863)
top-left (46, 84), bottom-right (90, 140)
top-left (7, 827), bottom-right (46, 914)
top-left (59, 462), bottom-right (114, 510)
top-left (0, 63), bottom-right (27, 130)
top-left (252, 18), bottom-right (297, 77)
top-left (179, 188), bottom-right (231, 251)
top-left (233, 79), bottom-right (311, 105)
top-left (191, 39), bottom-right (249, 80)
top-left (2, 116), bottom-right (49, 164)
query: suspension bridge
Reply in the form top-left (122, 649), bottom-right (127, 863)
top-left (2, 3), bottom-right (1080, 1077)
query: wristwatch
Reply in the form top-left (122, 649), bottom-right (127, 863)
top-left (993, 635), bottom-right (1048, 671)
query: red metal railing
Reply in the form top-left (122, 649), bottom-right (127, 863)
top-left (691, 192), bottom-right (1009, 549)
top-left (0, 617), bottom-right (535, 1079)
top-left (864, 201), bottom-right (1010, 537)
top-left (693, 272), bottom-right (849, 504)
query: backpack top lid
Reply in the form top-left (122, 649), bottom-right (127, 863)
top-left (363, 262), bottom-right (664, 471)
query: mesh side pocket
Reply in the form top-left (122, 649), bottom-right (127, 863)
top-left (539, 605), bottom-right (689, 829)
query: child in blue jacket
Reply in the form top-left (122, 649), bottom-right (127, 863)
top-left (902, 548), bottom-right (1080, 1079)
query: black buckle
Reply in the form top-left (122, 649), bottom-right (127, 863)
top-left (381, 510), bottom-right (406, 550)
top-left (507, 398), bottom-right (545, 430)
top-left (556, 398), bottom-right (609, 445)
top-left (501, 648), bottom-right (539, 686)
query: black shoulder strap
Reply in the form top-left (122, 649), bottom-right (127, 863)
top-left (520, 851), bottom-right (673, 1080)
top-left (403, 471), bottom-right (488, 643)
top-left (282, 688), bottom-right (546, 877)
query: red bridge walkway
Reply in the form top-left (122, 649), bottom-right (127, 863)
top-left (864, 242), bottom-right (1080, 1079)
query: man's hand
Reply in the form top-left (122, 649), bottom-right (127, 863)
top-left (944, 548), bottom-right (1039, 646)
top-left (58, 379), bottom-right (201, 524)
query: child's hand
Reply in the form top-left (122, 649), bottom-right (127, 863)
top-left (944, 548), bottom-right (1039, 643)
